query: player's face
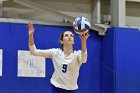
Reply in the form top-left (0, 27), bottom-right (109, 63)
top-left (62, 31), bottom-right (74, 45)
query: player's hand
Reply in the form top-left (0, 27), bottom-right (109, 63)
top-left (28, 22), bottom-right (35, 36)
top-left (79, 32), bottom-right (90, 42)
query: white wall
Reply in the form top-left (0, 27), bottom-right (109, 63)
top-left (126, 16), bottom-right (140, 27)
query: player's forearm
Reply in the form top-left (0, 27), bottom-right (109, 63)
top-left (81, 40), bottom-right (87, 53)
top-left (29, 34), bottom-right (34, 46)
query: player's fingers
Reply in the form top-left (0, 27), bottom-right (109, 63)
top-left (28, 22), bottom-right (33, 27)
top-left (79, 33), bottom-right (84, 38)
top-left (87, 34), bottom-right (90, 38)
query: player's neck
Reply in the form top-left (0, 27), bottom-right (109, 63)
top-left (63, 45), bottom-right (73, 57)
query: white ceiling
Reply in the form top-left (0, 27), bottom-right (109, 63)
top-left (1, 0), bottom-right (140, 24)
top-left (1, 0), bottom-right (92, 23)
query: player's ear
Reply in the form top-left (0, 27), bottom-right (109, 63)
top-left (73, 39), bottom-right (74, 44)
top-left (60, 40), bottom-right (63, 44)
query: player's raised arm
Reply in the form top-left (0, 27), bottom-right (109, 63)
top-left (28, 22), bottom-right (35, 46)
top-left (28, 22), bottom-right (38, 56)
top-left (79, 32), bottom-right (90, 53)
top-left (27, 22), bottom-right (54, 58)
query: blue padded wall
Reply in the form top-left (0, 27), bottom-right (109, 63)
top-left (115, 28), bottom-right (140, 93)
top-left (101, 28), bottom-right (115, 93)
top-left (101, 27), bottom-right (140, 93)
top-left (0, 22), bottom-right (101, 93)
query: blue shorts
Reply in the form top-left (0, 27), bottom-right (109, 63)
top-left (50, 85), bottom-right (77, 93)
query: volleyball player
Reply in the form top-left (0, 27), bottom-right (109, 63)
top-left (28, 22), bottom-right (90, 93)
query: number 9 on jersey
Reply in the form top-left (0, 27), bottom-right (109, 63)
top-left (62, 64), bottom-right (67, 73)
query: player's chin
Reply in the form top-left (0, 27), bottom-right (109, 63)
top-left (66, 42), bottom-right (73, 45)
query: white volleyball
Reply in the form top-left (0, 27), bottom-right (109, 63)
top-left (73, 16), bottom-right (91, 34)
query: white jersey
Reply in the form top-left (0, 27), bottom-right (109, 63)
top-left (29, 45), bottom-right (87, 90)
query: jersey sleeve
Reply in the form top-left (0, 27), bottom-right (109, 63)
top-left (77, 50), bottom-right (87, 64)
top-left (29, 45), bottom-right (58, 58)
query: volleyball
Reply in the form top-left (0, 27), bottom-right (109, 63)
top-left (73, 16), bottom-right (91, 34)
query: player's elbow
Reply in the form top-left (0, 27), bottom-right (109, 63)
top-left (82, 59), bottom-right (87, 63)
top-left (30, 51), bottom-right (37, 56)
top-left (81, 57), bottom-right (87, 63)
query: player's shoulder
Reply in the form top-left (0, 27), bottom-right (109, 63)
top-left (74, 50), bottom-right (82, 55)
top-left (50, 48), bottom-right (62, 54)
